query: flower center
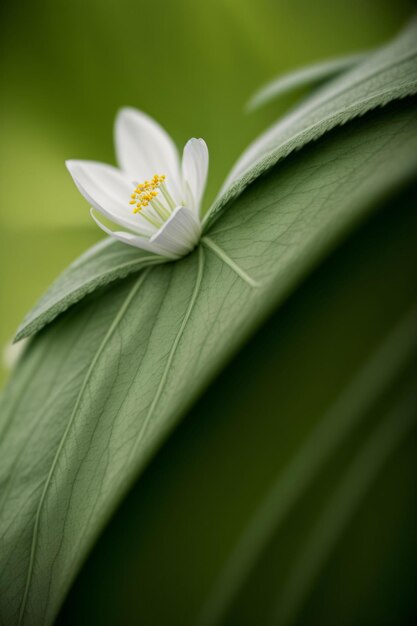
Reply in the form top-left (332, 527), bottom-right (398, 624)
top-left (128, 174), bottom-right (177, 229)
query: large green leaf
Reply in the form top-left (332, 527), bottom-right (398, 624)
top-left (14, 18), bottom-right (417, 343)
top-left (1, 97), bottom-right (417, 625)
top-left (57, 183), bottom-right (417, 626)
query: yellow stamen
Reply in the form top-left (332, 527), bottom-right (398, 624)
top-left (129, 173), bottom-right (176, 226)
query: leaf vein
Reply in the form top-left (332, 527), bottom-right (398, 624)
top-left (17, 269), bottom-right (152, 625)
top-left (125, 246), bottom-right (206, 466)
top-left (202, 238), bottom-right (261, 289)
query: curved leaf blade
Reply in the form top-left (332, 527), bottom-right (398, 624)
top-left (57, 183), bottom-right (417, 626)
top-left (205, 16), bottom-right (417, 227)
top-left (1, 101), bottom-right (417, 625)
top-left (14, 239), bottom-right (165, 343)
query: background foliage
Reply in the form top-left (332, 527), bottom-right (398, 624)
top-left (0, 0), bottom-right (414, 384)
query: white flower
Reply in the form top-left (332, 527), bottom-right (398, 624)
top-left (66, 108), bottom-right (209, 259)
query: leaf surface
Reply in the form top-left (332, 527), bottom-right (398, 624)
top-left (58, 178), bottom-right (417, 626)
top-left (1, 100), bottom-right (417, 625)
top-left (14, 239), bottom-right (164, 342)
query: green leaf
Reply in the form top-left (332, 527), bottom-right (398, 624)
top-left (14, 239), bottom-right (164, 343)
top-left (14, 19), bottom-right (417, 343)
top-left (246, 52), bottom-right (369, 112)
top-left (206, 16), bottom-right (417, 227)
top-left (1, 98), bottom-right (417, 625)
top-left (58, 181), bottom-right (417, 626)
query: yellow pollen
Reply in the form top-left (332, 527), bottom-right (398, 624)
top-left (129, 174), bottom-right (167, 214)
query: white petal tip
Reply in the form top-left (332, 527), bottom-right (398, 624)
top-left (115, 106), bottom-right (136, 125)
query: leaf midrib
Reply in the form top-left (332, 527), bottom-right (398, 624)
top-left (124, 245), bottom-right (206, 469)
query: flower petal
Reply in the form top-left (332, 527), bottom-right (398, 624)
top-left (181, 138), bottom-right (209, 215)
top-left (90, 210), bottom-right (174, 257)
top-left (66, 160), bottom-right (155, 236)
top-left (150, 206), bottom-right (201, 257)
top-left (115, 107), bottom-right (182, 201)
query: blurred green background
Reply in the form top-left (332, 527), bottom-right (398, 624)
top-left (0, 0), bottom-right (414, 386)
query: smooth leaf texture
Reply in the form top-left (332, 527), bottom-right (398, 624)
top-left (14, 18), bottom-right (417, 343)
top-left (246, 52), bottom-right (369, 112)
top-left (1, 98), bottom-right (417, 625)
